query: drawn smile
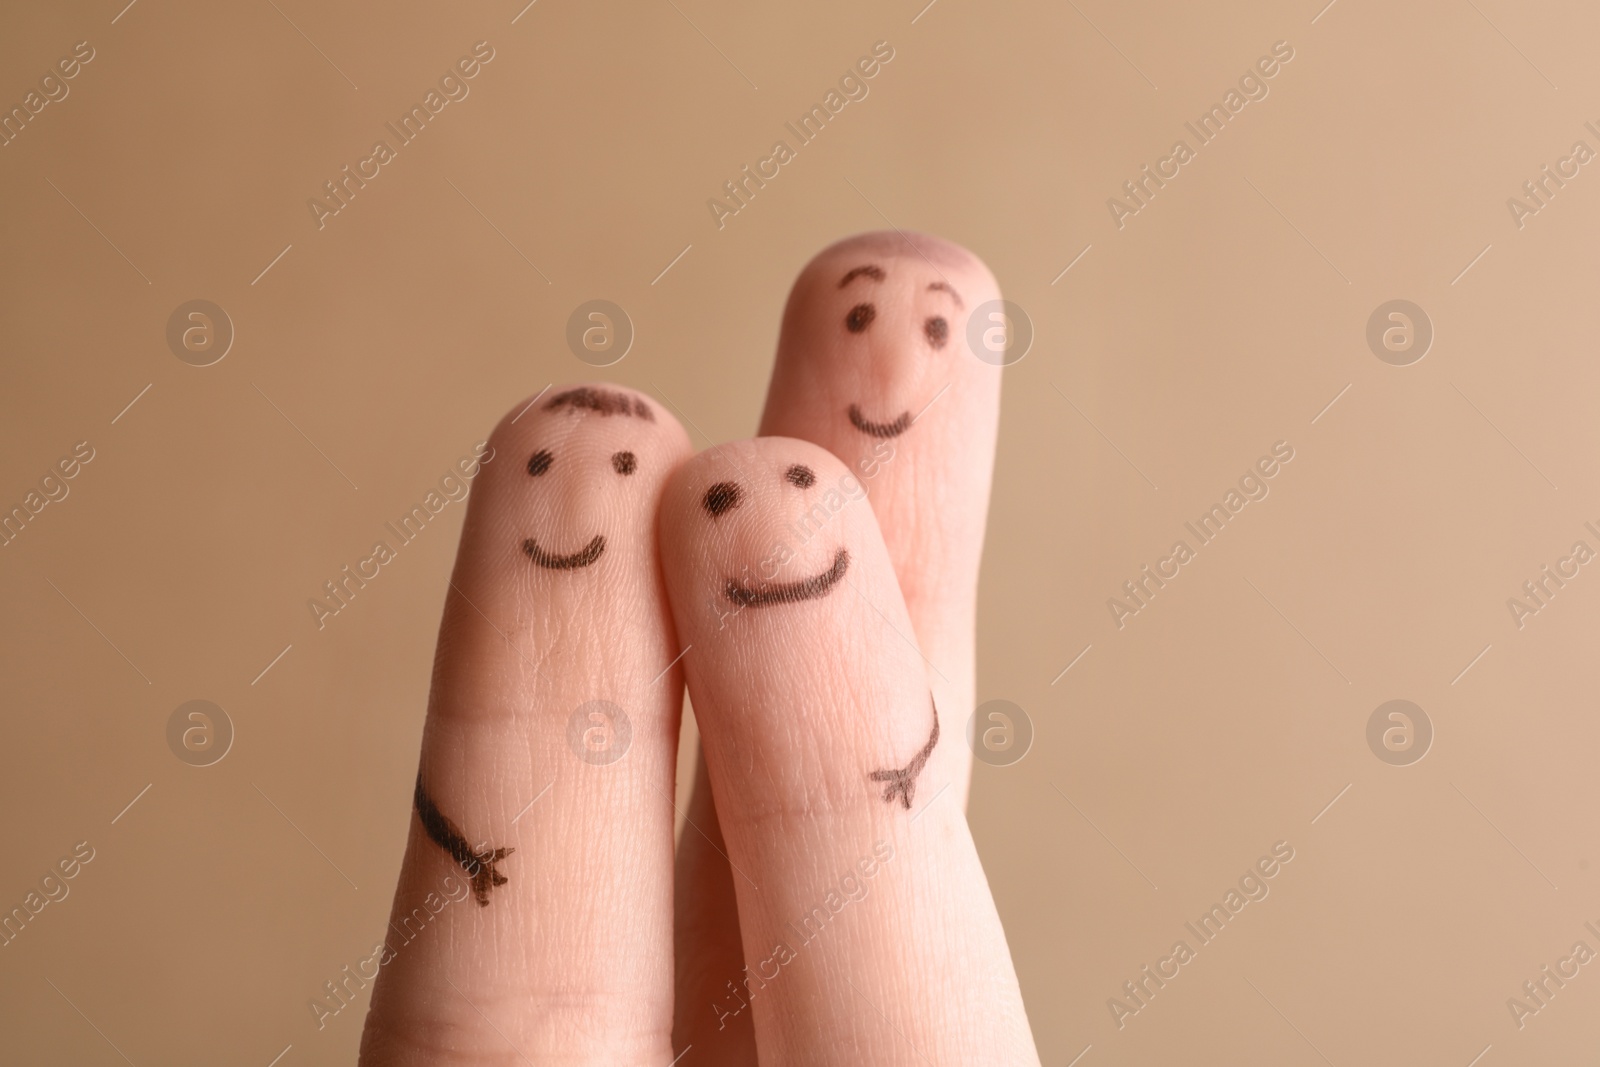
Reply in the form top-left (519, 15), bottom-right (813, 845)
top-left (847, 404), bottom-right (911, 438)
top-left (523, 534), bottom-right (606, 570)
top-left (725, 548), bottom-right (850, 607)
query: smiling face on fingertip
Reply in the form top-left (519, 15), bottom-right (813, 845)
top-left (698, 461), bottom-right (852, 609)
top-left (520, 387), bottom-right (655, 571)
top-left (833, 260), bottom-right (965, 439)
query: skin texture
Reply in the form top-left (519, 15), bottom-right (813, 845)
top-left (359, 233), bottom-right (1038, 1066)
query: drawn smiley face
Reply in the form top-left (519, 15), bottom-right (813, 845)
top-left (836, 262), bottom-right (964, 438)
top-left (521, 387), bottom-right (654, 571)
top-left (702, 463), bottom-right (850, 607)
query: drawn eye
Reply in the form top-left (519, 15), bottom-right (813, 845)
top-left (925, 316), bottom-right (948, 349)
top-left (846, 303), bottom-right (876, 333)
top-left (527, 449), bottom-right (554, 476)
top-left (612, 451), bottom-right (637, 476)
top-left (703, 481), bottom-right (742, 517)
top-left (785, 464), bottom-right (816, 488)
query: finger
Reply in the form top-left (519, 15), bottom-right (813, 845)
top-left (673, 233), bottom-right (1005, 1061)
top-left (359, 385), bottom-right (691, 1067)
top-left (660, 439), bottom-right (1039, 1065)
top-left (759, 231), bottom-right (1003, 803)
top-left (671, 751), bottom-right (756, 1061)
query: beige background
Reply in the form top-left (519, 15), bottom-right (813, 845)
top-left (3, 0), bottom-right (1598, 1063)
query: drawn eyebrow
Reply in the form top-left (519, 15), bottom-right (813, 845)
top-left (839, 264), bottom-right (885, 288)
top-left (545, 387), bottom-right (655, 421)
top-left (927, 281), bottom-right (964, 308)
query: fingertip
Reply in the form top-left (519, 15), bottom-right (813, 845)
top-left (659, 438), bottom-right (885, 610)
top-left (657, 438), bottom-right (928, 770)
top-left (468, 383), bottom-right (690, 568)
top-left (765, 235), bottom-right (1002, 458)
